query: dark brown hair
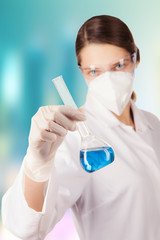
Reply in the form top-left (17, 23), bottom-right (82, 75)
top-left (75, 15), bottom-right (140, 65)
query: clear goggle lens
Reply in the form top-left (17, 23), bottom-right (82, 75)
top-left (79, 52), bottom-right (136, 80)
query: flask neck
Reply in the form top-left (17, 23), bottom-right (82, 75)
top-left (77, 122), bottom-right (91, 139)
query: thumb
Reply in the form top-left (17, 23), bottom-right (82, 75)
top-left (78, 107), bottom-right (86, 115)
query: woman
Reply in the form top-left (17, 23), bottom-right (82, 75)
top-left (2, 15), bottom-right (160, 240)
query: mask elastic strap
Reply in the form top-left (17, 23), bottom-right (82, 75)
top-left (131, 63), bottom-right (136, 76)
top-left (131, 50), bottom-right (137, 76)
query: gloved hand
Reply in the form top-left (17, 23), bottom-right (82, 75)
top-left (22, 105), bottom-right (86, 182)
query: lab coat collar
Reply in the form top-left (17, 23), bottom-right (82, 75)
top-left (83, 93), bottom-right (153, 132)
top-left (130, 99), bottom-right (153, 131)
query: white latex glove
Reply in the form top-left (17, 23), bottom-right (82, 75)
top-left (22, 105), bottom-right (86, 182)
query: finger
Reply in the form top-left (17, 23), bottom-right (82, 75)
top-left (54, 111), bottom-right (77, 131)
top-left (61, 106), bottom-right (86, 120)
top-left (78, 107), bottom-right (86, 114)
top-left (40, 130), bottom-right (57, 142)
top-left (48, 121), bottom-right (68, 136)
top-left (54, 105), bottom-right (86, 121)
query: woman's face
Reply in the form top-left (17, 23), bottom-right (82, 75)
top-left (79, 43), bottom-right (136, 83)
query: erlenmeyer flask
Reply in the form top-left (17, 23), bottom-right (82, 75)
top-left (77, 121), bottom-right (114, 172)
top-left (52, 76), bottom-right (115, 173)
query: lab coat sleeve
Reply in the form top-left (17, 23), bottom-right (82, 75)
top-left (1, 130), bottom-right (89, 240)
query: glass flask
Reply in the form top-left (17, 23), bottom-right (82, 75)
top-left (52, 76), bottom-right (115, 173)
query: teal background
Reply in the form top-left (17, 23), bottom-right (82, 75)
top-left (0, 0), bottom-right (160, 239)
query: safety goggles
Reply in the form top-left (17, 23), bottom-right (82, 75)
top-left (79, 52), bottom-right (136, 81)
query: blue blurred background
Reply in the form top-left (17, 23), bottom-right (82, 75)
top-left (0, 0), bottom-right (160, 239)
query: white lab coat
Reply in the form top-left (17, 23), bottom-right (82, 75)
top-left (2, 93), bottom-right (160, 240)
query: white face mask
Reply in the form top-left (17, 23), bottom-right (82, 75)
top-left (87, 71), bottom-right (134, 116)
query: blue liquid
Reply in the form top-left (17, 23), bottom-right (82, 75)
top-left (80, 146), bottom-right (114, 173)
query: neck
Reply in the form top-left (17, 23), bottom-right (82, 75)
top-left (112, 102), bottom-right (135, 130)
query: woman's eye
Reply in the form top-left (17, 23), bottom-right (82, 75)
top-left (115, 63), bottom-right (124, 70)
top-left (89, 70), bottom-right (98, 76)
